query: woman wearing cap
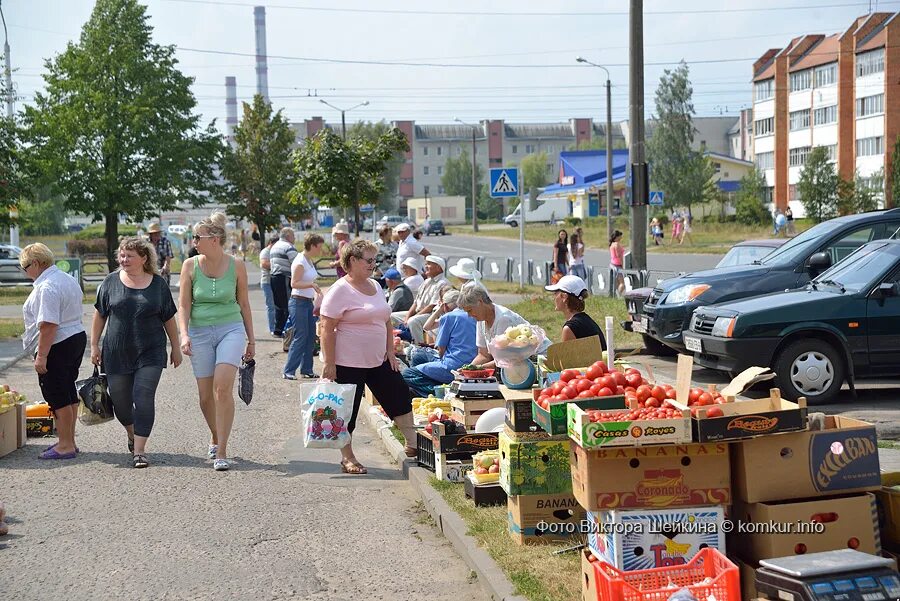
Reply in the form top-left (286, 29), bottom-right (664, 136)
top-left (457, 285), bottom-right (551, 370)
top-left (329, 223), bottom-right (351, 278)
top-left (20, 243), bottom-right (87, 460)
top-left (546, 275), bottom-right (606, 347)
top-left (448, 257), bottom-right (481, 287)
top-left (400, 258), bottom-right (424, 293)
top-left (320, 239), bottom-right (418, 474)
top-left (283, 233), bottom-right (325, 381)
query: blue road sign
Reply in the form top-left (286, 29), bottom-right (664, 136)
top-left (490, 168), bottom-right (519, 198)
top-left (649, 190), bottom-right (665, 206)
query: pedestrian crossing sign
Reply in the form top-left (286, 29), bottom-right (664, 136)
top-left (490, 168), bottom-right (519, 198)
top-left (649, 190), bottom-right (665, 206)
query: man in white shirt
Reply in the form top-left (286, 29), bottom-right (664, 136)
top-left (394, 222), bottom-right (430, 273)
top-left (391, 256), bottom-right (451, 344)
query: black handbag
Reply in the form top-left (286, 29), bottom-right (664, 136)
top-left (238, 358), bottom-right (256, 405)
top-left (75, 366), bottom-right (115, 420)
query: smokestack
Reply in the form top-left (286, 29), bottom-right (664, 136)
top-left (253, 6), bottom-right (269, 103)
top-left (225, 76), bottom-right (238, 147)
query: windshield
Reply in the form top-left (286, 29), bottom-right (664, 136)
top-left (716, 245), bottom-right (778, 268)
top-left (813, 242), bottom-right (899, 293)
top-left (760, 220), bottom-right (846, 266)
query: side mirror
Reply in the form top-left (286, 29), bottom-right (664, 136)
top-left (808, 252), bottom-right (832, 272)
top-left (878, 282), bottom-right (899, 297)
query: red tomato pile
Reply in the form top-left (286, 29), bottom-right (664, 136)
top-left (586, 403), bottom-right (683, 422)
top-left (685, 387), bottom-right (728, 418)
top-left (535, 361), bottom-right (627, 410)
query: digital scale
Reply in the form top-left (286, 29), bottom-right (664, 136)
top-left (756, 549), bottom-right (900, 601)
top-left (448, 376), bottom-right (503, 400)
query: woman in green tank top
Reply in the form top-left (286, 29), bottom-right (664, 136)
top-left (177, 212), bottom-right (256, 472)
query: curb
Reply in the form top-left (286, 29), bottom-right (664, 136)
top-left (0, 347), bottom-right (31, 375)
top-left (363, 404), bottom-right (527, 601)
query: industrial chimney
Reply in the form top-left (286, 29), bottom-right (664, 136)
top-left (253, 6), bottom-right (269, 103)
top-left (225, 76), bottom-right (238, 147)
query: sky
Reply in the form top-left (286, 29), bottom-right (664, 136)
top-left (3, 0), bottom-right (895, 136)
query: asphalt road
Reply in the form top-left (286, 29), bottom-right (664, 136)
top-left (420, 232), bottom-right (723, 285)
top-left (0, 286), bottom-right (487, 601)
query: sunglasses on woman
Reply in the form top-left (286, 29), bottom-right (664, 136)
top-left (193, 234), bottom-right (216, 242)
top-left (355, 257), bottom-right (376, 265)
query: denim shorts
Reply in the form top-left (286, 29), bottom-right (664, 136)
top-left (188, 322), bottom-right (246, 378)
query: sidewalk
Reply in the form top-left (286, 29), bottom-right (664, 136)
top-left (0, 286), bottom-right (488, 601)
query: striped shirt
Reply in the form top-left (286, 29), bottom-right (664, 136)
top-left (270, 239), bottom-right (298, 276)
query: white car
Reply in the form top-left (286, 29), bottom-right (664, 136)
top-left (0, 245), bottom-right (29, 283)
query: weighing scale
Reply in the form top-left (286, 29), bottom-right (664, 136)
top-left (448, 376), bottom-right (503, 400)
top-left (756, 549), bottom-right (900, 601)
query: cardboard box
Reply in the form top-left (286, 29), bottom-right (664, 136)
top-left (877, 472), bottom-right (900, 547)
top-left (677, 389), bottom-right (808, 443)
top-left (507, 492), bottom-right (585, 544)
top-left (532, 392), bottom-right (626, 436)
top-left (434, 455), bottom-right (473, 483)
top-left (0, 405), bottom-right (18, 459)
top-left (15, 402), bottom-right (27, 448)
top-left (542, 336), bottom-right (605, 373)
top-left (431, 421), bottom-right (498, 454)
top-left (499, 430), bottom-right (572, 496)
top-left (731, 415), bottom-right (881, 503)
top-left (586, 506), bottom-right (726, 571)
top-left (581, 548), bottom-right (600, 601)
top-left (505, 398), bottom-right (539, 432)
top-left (732, 493), bottom-right (880, 564)
top-left (450, 396), bottom-right (506, 430)
top-left (568, 401), bottom-right (692, 449)
top-left (570, 441), bottom-right (731, 511)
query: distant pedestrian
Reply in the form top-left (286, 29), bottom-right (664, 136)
top-left (609, 230), bottom-right (626, 296)
top-left (20, 243), bottom-right (87, 460)
top-left (569, 232), bottom-right (586, 280)
top-left (552, 229), bottom-right (569, 277)
top-left (774, 210), bottom-right (787, 236)
top-left (147, 223), bottom-right (173, 284)
top-left (671, 212), bottom-right (683, 244)
top-left (283, 233), bottom-right (325, 381)
top-left (679, 209), bottom-right (694, 245)
top-left (259, 236), bottom-right (279, 336)
top-left (785, 206), bottom-right (795, 235)
top-left (329, 223), bottom-right (351, 278)
top-left (270, 227), bottom-right (298, 337)
top-left (320, 239), bottom-right (418, 473)
top-left (91, 237), bottom-right (181, 468)
top-left (178, 212), bottom-right (256, 471)
top-left (650, 218), bottom-right (663, 245)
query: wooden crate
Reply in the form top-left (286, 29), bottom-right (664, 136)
top-left (450, 397), bottom-right (506, 430)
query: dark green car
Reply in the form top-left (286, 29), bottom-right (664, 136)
top-left (685, 239), bottom-right (900, 404)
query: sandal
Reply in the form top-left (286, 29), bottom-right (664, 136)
top-left (404, 446), bottom-right (417, 458)
top-left (132, 454), bottom-right (149, 469)
top-left (340, 459), bottom-right (368, 475)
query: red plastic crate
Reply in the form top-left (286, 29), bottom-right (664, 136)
top-left (589, 548), bottom-right (740, 601)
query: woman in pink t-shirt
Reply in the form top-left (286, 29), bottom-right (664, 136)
top-left (320, 239), bottom-right (417, 474)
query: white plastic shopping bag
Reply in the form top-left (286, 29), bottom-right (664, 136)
top-left (300, 380), bottom-right (356, 449)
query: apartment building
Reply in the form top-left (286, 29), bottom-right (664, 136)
top-left (752, 12), bottom-right (900, 210)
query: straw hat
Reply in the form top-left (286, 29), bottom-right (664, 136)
top-left (332, 223), bottom-right (350, 235)
top-left (147, 223), bottom-right (162, 234)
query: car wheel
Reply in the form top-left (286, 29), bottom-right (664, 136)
top-left (641, 334), bottom-right (677, 357)
top-left (508, 221), bottom-right (517, 228)
top-left (773, 339), bottom-right (845, 405)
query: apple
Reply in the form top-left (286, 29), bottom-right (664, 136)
top-left (474, 466), bottom-right (489, 475)
top-left (488, 464), bottom-right (499, 474)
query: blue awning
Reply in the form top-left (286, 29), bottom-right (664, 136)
top-left (542, 149), bottom-right (630, 196)
top-left (717, 180), bottom-right (740, 193)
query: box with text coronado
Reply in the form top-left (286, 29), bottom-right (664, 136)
top-left (570, 440), bottom-right (730, 511)
top-left (731, 415), bottom-right (881, 503)
top-left (586, 506), bottom-right (726, 571)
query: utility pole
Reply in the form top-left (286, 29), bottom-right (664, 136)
top-left (629, 0), bottom-right (647, 271)
top-left (1, 0), bottom-right (18, 248)
top-left (455, 119), bottom-right (479, 232)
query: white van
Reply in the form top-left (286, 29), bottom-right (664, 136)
top-left (503, 197), bottom-right (570, 227)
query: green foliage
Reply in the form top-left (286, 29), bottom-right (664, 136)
top-left (838, 169), bottom-right (883, 215)
top-left (734, 168), bottom-right (771, 226)
top-left (291, 126), bottom-right (409, 229)
top-left (476, 184), bottom-right (503, 222)
top-left (221, 95), bottom-right (299, 239)
top-left (18, 186), bottom-right (66, 235)
top-left (74, 222), bottom-right (139, 240)
top-left (519, 152), bottom-right (552, 197)
top-left (797, 147), bottom-right (838, 223)
top-left (347, 120), bottom-right (404, 211)
top-left (569, 137), bottom-right (628, 151)
top-left (441, 148), bottom-right (484, 211)
top-left (647, 61), bottom-right (712, 210)
top-left (23, 0), bottom-right (224, 269)
top-left (562, 216), bottom-right (582, 227)
top-left (0, 76), bottom-right (24, 229)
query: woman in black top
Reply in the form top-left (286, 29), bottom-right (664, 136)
top-left (552, 229), bottom-right (569, 276)
top-left (544, 274), bottom-right (607, 349)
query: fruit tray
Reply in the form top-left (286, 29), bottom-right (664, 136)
top-left (567, 401), bottom-right (691, 449)
top-left (669, 390), bottom-right (807, 443)
top-left (458, 368), bottom-right (495, 379)
top-left (531, 390), bottom-right (626, 436)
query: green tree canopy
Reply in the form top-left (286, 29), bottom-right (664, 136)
top-left (519, 152), bottom-right (552, 197)
top-left (23, 0), bottom-right (223, 268)
top-left (891, 135), bottom-right (900, 208)
top-left (734, 167), bottom-right (771, 226)
top-left (0, 75), bottom-right (24, 229)
top-left (221, 94), bottom-right (299, 239)
top-left (797, 147), bottom-right (838, 223)
top-left (347, 120), bottom-right (404, 211)
top-left (19, 185), bottom-right (66, 236)
top-left (291, 127), bottom-right (409, 231)
top-left (441, 148), bottom-right (484, 219)
top-left (568, 137), bottom-right (628, 151)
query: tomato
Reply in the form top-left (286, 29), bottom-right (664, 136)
top-left (665, 388), bottom-right (677, 400)
top-left (625, 373), bottom-right (642, 388)
top-left (585, 364), bottom-right (603, 380)
top-left (698, 392), bottom-right (713, 406)
top-left (597, 387), bottom-right (614, 397)
top-left (705, 406), bottom-right (724, 418)
top-left (615, 385), bottom-right (625, 395)
top-left (575, 378), bottom-right (593, 393)
top-left (560, 369), bottom-right (580, 383)
top-left (645, 397), bottom-right (661, 408)
top-left (715, 396), bottom-right (726, 404)
top-left (611, 371), bottom-right (627, 387)
top-left (577, 390), bottom-right (595, 399)
top-left (651, 386), bottom-right (666, 402)
top-left (539, 399), bottom-right (549, 410)
top-left (688, 388), bottom-right (702, 405)
top-left (625, 368), bottom-right (641, 377)
top-left (563, 385), bottom-right (578, 399)
top-left (635, 385), bottom-right (652, 403)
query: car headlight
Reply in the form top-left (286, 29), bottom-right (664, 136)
top-left (711, 317), bottom-right (736, 337)
top-left (664, 284), bottom-right (711, 304)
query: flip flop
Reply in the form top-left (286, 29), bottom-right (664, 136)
top-left (39, 447), bottom-right (78, 460)
top-left (340, 459), bottom-right (367, 475)
top-left (45, 442), bottom-right (80, 453)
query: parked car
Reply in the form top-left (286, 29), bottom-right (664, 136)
top-left (376, 215), bottom-right (416, 229)
top-left (0, 245), bottom-right (29, 284)
top-left (624, 238), bottom-right (787, 355)
top-left (421, 219), bottom-right (446, 236)
top-left (639, 208), bottom-right (900, 354)
top-left (504, 197), bottom-right (570, 226)
top-left (686, 239), bottom-right (900, 404)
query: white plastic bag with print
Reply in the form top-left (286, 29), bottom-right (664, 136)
top-left (300, 380), bottom-right (356, 449)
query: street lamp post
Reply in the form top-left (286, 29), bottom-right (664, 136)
top-left (576, 57), bottom-right (615, 249)
top-left (454, 118), bottom-right (479, 233)
top-left (319, 99), bottom-right (369, 235)
top-left (1, 0), bottom-right (18, 248)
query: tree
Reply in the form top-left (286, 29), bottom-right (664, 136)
top-left (797, 147), bottom-right (838, 223)
top-left (568, 137), bottom-right (628, 151)
top-left (891, 135), bottom-right (900, 208)
top-left (291, 127), bottom-right (409, 232)
top-left (519, 152), bottom-right (552, 198)
top-left (734, 168), bottom-right (770, 226)
top-left (0, 76), bottom-right (23, 229)
top-left (347, 120), bottom-right (404, 212)
top-left (441, 148), bottom-right (483, 219)
top-left (647, 60), bottom-right (709, 211)
top-left (19, 185), bottom-right (66, 236)
top-left (23, 0), bottom-right (223, 269)
top-left (859, 168), bottom-right (883, 213)
top-left (221, 94), bottom-right (299, 240)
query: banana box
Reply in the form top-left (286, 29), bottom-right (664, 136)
top-left (499, 430), bottom-right (572, 496)
top-left (586, 506), bottom-right (726, 571)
